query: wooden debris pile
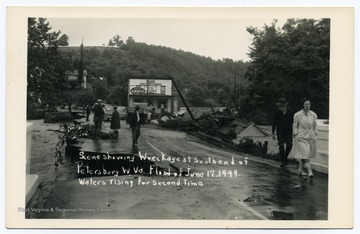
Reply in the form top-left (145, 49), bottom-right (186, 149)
top-left (159, 105), bottom-right (249, 141)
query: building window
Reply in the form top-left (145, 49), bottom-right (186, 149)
top-left (158, 100), bottom-right (167, 109)
top-left (161, 86), bottom-right (166, 95)
top-left (134, 99), bottom-right (144, 103)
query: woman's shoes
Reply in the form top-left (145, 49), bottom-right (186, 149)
top-left (308, 170), bottom-right (314, 178)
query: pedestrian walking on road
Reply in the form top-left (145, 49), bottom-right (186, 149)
top-left (291, 98), bottom-right (318, 178)
top-left (85, 104), bottom-right (91, 121)
top-left (128, 105), bottom-right (144, 146)
top-left (110, 106), bottom-right (121, 138)
top-left (92, 99), bottom-right (105, 139)
top-left (272, 97), bottom-right (294, 167)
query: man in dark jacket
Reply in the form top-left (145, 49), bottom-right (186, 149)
top-left (272, 98), bottom-right (294, 167)
top-left (127, 105), bottom-right (144, 146)
top-left (92, 99), bottom-right (105, 139)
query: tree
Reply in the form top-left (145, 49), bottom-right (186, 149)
top-left (126, 36), bottom-right (135, 45)
top-left (78, 41), bottom-right (84, 88)
top-left (186, 85), bottom-right (206, 106)
top-left (27, 18), bottom-right (71, 106)
top-left (92, 78), bottom-right (110, 100)
top-left (217, 88), bottom-right (231, 105)
top-left (61, 37), bottom-right (250, 108)
top-left (106, 85), bottom-right (128, 106)
top-left (108, 35), bottom-right (124, 47)
top-left (113, 34), bottom-right (124, 47)
top-left (108, 39), bottom-right (115, 47)
top-left (243, 19), bottom-right (330, 123)
top-left (58, 34), bottom-right (69, 46)
top-left (122, 36), bottom-right (135, 50)
top-left (88, 47), bottom-right (101, 57)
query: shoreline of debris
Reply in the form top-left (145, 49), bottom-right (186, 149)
top-left (156, 106), bottom-right (294, 165)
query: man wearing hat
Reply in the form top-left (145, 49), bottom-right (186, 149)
top-left (128, 105), bottom-right (145, 146)
top-left (92, 99), bottom-right (105, 139)
top-left (272, 97), bottom-right (294, 167)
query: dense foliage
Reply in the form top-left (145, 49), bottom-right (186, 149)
top-left (242, 19), bottom-right (330, 123)
top-left (28, 18), bottom-right (329, 125)
top-left (27, 18), bottom-right (71, 106)
top-left (61, 39), bottom-right (250, 107)
top-left (52, 123), bottom-right (92, 167)
top-left (58, 34), bottom-right (69, 46)
top-left (52, 123), bottom-right (118, 167)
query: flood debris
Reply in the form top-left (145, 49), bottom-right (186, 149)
top-left (243, 195), bottom-right (271, 205)
top-left (159, 104), bottom-right (261, 139)
top-left (158, 104), bottom-right (273, 158)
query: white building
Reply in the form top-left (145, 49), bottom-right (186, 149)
top-left (67, 70), bottom-right (87, 89)
top-left (128, 77), bottom-right (179, 114)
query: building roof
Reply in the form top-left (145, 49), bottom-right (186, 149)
top-left (128, 76), bottom-right (172, 81)
top-left (67, 70), bottom-right (88, 76)
top-left (129, 94), bottom-right (174, 98)
top-left (237, 123), bottom-right (270, 137)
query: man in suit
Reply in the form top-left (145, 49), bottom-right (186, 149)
top-left (92, 99), bottom-right (105, 139)
top-left (128, 105), bottom-right (144, 146)
top-left (272, 97), bottom-right (294, 167)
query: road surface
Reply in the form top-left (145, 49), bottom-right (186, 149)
top-left (27, 118), bottom-right (328, 220)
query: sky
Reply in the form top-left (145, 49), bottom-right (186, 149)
top-left (47, 18), bottom-right (287, 62)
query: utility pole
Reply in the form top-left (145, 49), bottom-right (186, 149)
top-left (234, 74), bottom-right (237, 101)
top-left (233, 74), bottom-right (241, 118)
top-left (146, 79), bottom-right (149, 104)
top-left (170, 76), bottom-right (196, 121)
top-left (237, 74), bottom-right (241, 101)
top-left (78, 37), bottom-right (84, 89)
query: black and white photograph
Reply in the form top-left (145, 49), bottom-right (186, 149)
top-left (5, 6), bottom-right (354, 229)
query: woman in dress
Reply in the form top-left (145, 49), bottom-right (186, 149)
top-left (110, 106), bottom-right (121, 137)
top-left (292, 98), bottom-right (318, 178)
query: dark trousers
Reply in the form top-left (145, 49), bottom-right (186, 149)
top-left (131, 123), bottom-right (141, 145)
top-left (277, 132), bottom-right (293, 164)
top-left (93, 119), bottom-right (102, 138)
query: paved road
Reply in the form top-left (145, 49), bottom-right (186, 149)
top-left (139, 126), bottom-right (328, 220)
top-left (27, 118), bottom-right (328, 220)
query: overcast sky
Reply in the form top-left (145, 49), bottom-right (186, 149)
top-left (48, 18), bottom-right (287, 62)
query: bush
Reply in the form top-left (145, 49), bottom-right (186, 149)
top-left (52, 123), bottom-right (118, 167)
top-left (235, 138), bottom-right (267, 157)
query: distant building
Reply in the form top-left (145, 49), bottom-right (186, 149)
top-left (67, 70), bottom-right (87, 89)
top-left (235, 122), bottom-right (270, 138)
top-left (128, 77), bottom-right (179, 114)
top-left (232, 122), bottom-right (277, 154)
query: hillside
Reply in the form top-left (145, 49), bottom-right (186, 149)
top-left (30, 18), bottom-right (329, 125)
top-left (60, 43), bottom-right (250, 107)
